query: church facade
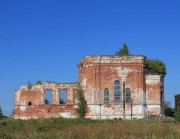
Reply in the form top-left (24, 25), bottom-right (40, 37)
top-left (14, 55), bottom-right (164, 119)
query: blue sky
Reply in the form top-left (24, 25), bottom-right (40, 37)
top-left (0, 0), bottom-right (180, 115)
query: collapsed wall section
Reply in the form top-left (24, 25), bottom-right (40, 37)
top-left (14, 82), bottom-right (78, 119)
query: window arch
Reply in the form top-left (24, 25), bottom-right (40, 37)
top-left (125, 88), bottom-right (131, 104)
top-left (104, 88), bottom-right (109, 104)
top-left (114, 80), bottom-right (121, 104)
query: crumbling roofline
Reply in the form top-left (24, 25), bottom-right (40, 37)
top-left (78, 55), bottom-right (145, 67)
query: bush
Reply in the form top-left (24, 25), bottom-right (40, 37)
top-left (27, 81), bottom-right (33, 89)
top-left (76, 83), bottom-right (87, 118)
top-left (174, 112), bottom-right (180, 123)
top-left (36, 80), bottom-right (42, 85)
top-left (146, 59), bottom-right (166, 76)
top-left (0, 106), bottom-right (3, 119)
top-left (116, 43), bottom-right (129, 56)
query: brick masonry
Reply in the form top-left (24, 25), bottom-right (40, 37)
top-left (14, 55), bottom-right (164, 119)
top-left (175, 94), bottom-right (180, 112)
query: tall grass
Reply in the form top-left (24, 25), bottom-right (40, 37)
top-left (0, 118), bottom-right (180, 139)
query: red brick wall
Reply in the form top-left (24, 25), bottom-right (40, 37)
top-left (14, 55), bottom-right (164, 119)
top-left (14, 82), bottom-right (78, 119)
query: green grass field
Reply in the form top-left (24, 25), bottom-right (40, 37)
top-left (0, 118), bottom-right (180, 139)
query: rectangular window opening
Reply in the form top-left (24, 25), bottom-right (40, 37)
top-left (45, 90), bottom-right (52, 105)
top-left (60, 90), bottom-right (67, 105)
top-left (28, 102), bottom-right (32, 106)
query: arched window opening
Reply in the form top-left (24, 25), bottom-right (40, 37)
top-left (125, 88), bottom-right (131, 104)
top-left (104, 88), bottom-right (109, 104)
top-left (114, 80), bottom-right (121, 104)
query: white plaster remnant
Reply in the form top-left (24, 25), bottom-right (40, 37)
top-left (146, 75), bottom-right (161, 85)
top-left (147, 105), bottom-right (161, 115)
top-left (14, 90), bottom-right (20, 105)
top-left (59, 112), bottom-right (72, 118)
top-left (133, 88), bottom-right (143, 103)
top-left (20, 106), bottom-right (27, 112)
top-left (20, 86), bottom-right (28, 90)
top-left (133, 105), bottom-right (143, 114)
top-left (83, 56), bottom-right (145, 64)
top-left (116, 67), bottom-right (133, 81)
top-left (32, 85), bottom-right (43, 90)
top-left (81, 77), bottom-right (86, 87)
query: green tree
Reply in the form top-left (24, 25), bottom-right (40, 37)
top-left (116, 43), bottom-right (129, 56)
top-left (76, 83), bottom-right (87, 118)
top-left (36, 80), bottom-right (42, 85)
top-left (0, 106), bottom-right (3, 118)
top-left (146, 59), bottom-right (166, 76)
top-left (164, 101), bottom-right (174, 117)
top-left (115, 45), bottom-right (166, 77)
top-left (174, 112), bottom-right (180, 123)
top-left (27, 81), bottom-right (33, 89)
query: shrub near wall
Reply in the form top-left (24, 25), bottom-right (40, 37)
top-left (174, 112), bottom-right (180, 123)
top-left (76, 83), bottom-right (87, 118)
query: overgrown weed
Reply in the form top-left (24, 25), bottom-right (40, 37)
top-left (0, 118), bottom-right (180, 139)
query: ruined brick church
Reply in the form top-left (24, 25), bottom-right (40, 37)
top-left (14, 55), bottom-right (164, 119)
